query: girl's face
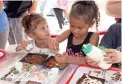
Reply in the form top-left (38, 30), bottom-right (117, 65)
top-left (69, 16), bottom-right (92, 38)
top-left (32, 20), bottom-right (50, 40)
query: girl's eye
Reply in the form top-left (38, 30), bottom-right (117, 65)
top-left (79, 27), bottom-right (82, 29)
top-left (79, 27), bottom-right (83, 29)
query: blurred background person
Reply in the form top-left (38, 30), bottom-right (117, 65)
top-left (4, 0), bottom-right (40, 45)
top-left (0, 0), bottom-right (9, 49)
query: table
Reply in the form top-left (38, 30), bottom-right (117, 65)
top-left (0, 45), bottom-right (77, 84)
top-left (2, 45), bottom-right (120, 84)
top-left (66, 64), bottom-right (121, 84)
top-left (0, 52), bottom-right (77, 84)
top-left (57, 64), bottom-right (78, 84)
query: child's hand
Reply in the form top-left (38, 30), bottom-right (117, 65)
top-left (55, 52), bottom-right (68, 63)
top-left (86, 57), bottom-right (99, 67)
top-left (104, 49), bottom-right (121, 64)
top-left (16, 40), bottom-right (29, 51)
top-left (48, 38), bottom-right (59, 53)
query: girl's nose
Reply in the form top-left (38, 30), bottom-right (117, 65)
top-left (46, 28), bottom-right (50, 35)
top-left (74, 29), bottom-right (79, 33)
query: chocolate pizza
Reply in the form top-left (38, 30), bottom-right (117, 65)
top-left (77, 74), bottom-right (105, 84)
top-left (20, 53), bottom-right (48, 65)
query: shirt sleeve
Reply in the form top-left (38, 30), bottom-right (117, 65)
top-left (100, 24), bottom-right (116, 48)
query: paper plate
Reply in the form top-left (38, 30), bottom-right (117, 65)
top-left (0, 49), bottom-right (6, 60)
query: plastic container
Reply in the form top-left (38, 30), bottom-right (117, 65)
top-left (82, 43), bottom-right (112, 69)
top-left (48, 67), bottom-right (59, 80)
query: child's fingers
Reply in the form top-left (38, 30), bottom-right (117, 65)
top-left (16, 40), bottom-right (30, 51)
top-left (49, 39), bottom-right (54, 49)
top-left (48, 38), bottom-right (59, 51)
top-left (55, 56), bottom-right (63, 63)
top-left (86, 59), bottom-right (92, 63)
top-left (55, 54), bottom-right (61, 60)
top-left (19, 44), bottom-right (25, 48)
top-left (24, 40), bottom-right (29, 45)
top-left (21, 40), bottom-right (29, 47)
top-left (86, 60), bottom-right (93, 65)
top-left (63, 52), bottom-right (68, 55)
top-left (55, 56), bottom-right (59, 62)
top-left (85, 57), bottom-right (91, 62)
top-left (48, 38), bottom-right (53, 50)
top-left (55, 54), bottom-right (66, 63)
top-left (90, 63), bottom-right (97, 66)
top-left (92, 61), bottom-right (98, 66)
top-left (86, 56), bottom-right (92, 60)
top-left (54, 39), bottom-right (59, 51)
top-left (21, 44), bottom-right (27, 48)
top-left (55, 53), bottom-right (62, 57)
top-left (55, 58), bottom-right (62, 63)
top-left (54, 41), bottom-right (59, 50)
top-left (86, 57), bottom-right (94, 63)
top-left (87, 61), bottom-right (94, 66)
top-left (88, 61), bottom-right (98, 67)
top-left (86, 57), bottom-right (98, 66)
top-left (23, 40), bottom-right (29, 44)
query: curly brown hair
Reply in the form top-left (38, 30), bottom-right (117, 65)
top-left (70, 0), bottom-right (100, 30)
top-left (21, 13), bottom-right (46, 33)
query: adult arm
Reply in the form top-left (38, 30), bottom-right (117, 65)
top-left (0, 0), bottom-right (3, 12)
top-left (28, 0), bottom-right (41, 13)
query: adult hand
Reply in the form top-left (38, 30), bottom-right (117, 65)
top-left (104, 49), bottom-right (121, 64)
